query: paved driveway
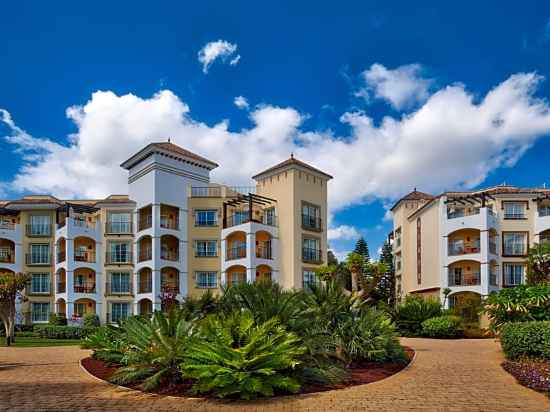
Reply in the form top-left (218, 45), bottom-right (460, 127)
top-left (0, 338), bottom-right (548, 411)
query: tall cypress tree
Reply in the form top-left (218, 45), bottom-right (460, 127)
top-left (353, 237), bottom-right (370, 263)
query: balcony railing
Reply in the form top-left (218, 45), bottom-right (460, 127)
top-left (138, 280), bottom-right (152, 294)
top-left (303, 247), bottom-right (322, 263)
top-left (138, 248), bottom-right (152, 262)
top-left (25, 224), bottom-right (52, 237)
top-left (160, 216), bottom-right (179, 230)
top-left (105, 252), bottom-right (133, 265)
top-left (489, 272), bottom-right (498, 286)
top-left (224, 214), bottom-right (277, 228)
top-left (105, 282), bottom-right (133, 296)
top-left (448, 242), bottom-right (480, 256)
top-left (57, 251), bottom-right (66, 263)
top-left (0, 222), bottom-right (16, 230)
top-left (489, 241), bottom-right (498, 255)
top-left (161, 284), bottom-right (179, 294)
top-left (138, 216), bottom-right (152, 231)
top-left (25, 254), bottom-right (51, 265)
top-left (447, 209), bottom-right (480, 220)
top-left (191, 186), bottom-right (221, 197)
top-left (57, 282), bottom-right (66, 293)
top-left (226, 245), bottom-right (246, 260)
top-left (74, 282), bottom-right (96, 294)
top-left (161, 249), bottom-right (179, 262)
top-left (302, 214), bottom-right (322, 231)
top-left (74, 250), bottom-right (96, 263)
top-left (448, 272), bottom-right (480, 286)
top-left (105, 222), bottom-right (133, 235)
top-left (256, 245), bottom-right (272, 260)
top-left (0, 252), bottom-right (15, 263)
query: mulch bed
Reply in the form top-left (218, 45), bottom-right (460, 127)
top-left (82, 346), bottom-right (414, 398)
top-left (502, 359), bottom-right (550, 396)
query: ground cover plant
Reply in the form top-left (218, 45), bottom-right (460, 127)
top-left (82, 280), bottom-right (409, 399)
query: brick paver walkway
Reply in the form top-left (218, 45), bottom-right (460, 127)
top-left (0, 338), bottom-right (548, 411)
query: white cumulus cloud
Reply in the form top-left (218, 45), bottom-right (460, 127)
top-left (234, 96), bottom-right (249, 110)
top-left (198, 40), bottom-right (240, 74)
top-left (2, 71), bottom-right (550, 214)
top-left (328, 225), bottom-right (360, 241)
top-left (360, 63), bottom-right (433, 110)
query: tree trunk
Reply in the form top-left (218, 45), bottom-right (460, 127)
top-left (351, 269), bottom-right (358, 292)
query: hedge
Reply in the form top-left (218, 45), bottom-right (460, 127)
top-left (33, 325), bottom-right (97, 339)
top-left (500, 321), bottom-right (550, 360)
top-left (421, 315), bottom-right (463, 338)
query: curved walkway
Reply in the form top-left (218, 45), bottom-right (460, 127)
top-left (0, 338), bottom-right (548, 411)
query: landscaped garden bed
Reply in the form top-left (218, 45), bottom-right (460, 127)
top-left (502, 359), bottom-right (550, 396)
top-left (81, 346), bottom-right (414, 397)
top-left (81, 281), bottom-right (413, 400)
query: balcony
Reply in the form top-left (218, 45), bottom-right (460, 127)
top-left (105, 252), bottom-right (133, 265)
top-left (105, 222), bottom-right (133, 235)
top-left (74, 250), bottom-right (96, 264)
top-left (447, 208), bottom-right (480, 219)
top-left (105, 282), bottom-right (133, 296)
top-left (448, 272), bottom-right (481, 287)
top-left (302, 247), bottom-right (322, 264)
top-left (302, 214), bottom-right (322, 232)
top-left (0, 250), bottom-right (15, 264)
top-left (160, 235), bottom-right (179, 262)
top-left (138, 248), bottom-right (152, 262)
top-left (160, 216), bottom-right (179, 230)
top-left (139, 280), bottom-right (152, 294)
top-left (0, 221), bottom-right (16, 231)
top-left (448, 242), bottom-right (480, 256)
top-left (57, 282), bottom-right (66, 293)
top-left (191, 186), bottom-right (221, 197)
top-left (26, 224), bottom-right (52, 237)
top-left (256, 245), bottom-right (272, 260)
top-left (227, 245), bottom-right (246, 260)
top-left (161, 249), bottom-right (179, 262)
top-left (444, 207), bottom-right (497, 235)
top-left (74, 281), bottom-right (96, 294)
top-left (25, 254), bottom-right (51, 266)
top-left (56, 251), bottom-right (66, 263)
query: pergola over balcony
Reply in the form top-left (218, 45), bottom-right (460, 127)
top-left (56, 203), bottom-right (100, 229)
top-left (223, 193), bottom-right (277, 229)
top-left (445, 192), bottom-right (496, 219)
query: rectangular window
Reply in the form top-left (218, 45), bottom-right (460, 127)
top-left (195, 240), bottom-right (217, 257)
top-left (539, 205), bottom-right (550, 217)
top-left (196, 271), bottom-right (218, 288)
top-left (503, 264), bottom-right (524, 286)
top-left (74, 303), bottom-right (86, 317)
top-left (503, 232), bottom-right (528, 256)
top-left (31, 273), bottom-right (50, 294)
top-left (302, 203), bottom-right (321, 230)
top-left (31, 302), bottom-right (50, 322)
top-left (29, 215), bottom-right (50, 236)
top-left (110, 272), bottom-right (131, 293)
top-left (111, 302), bottom-right (130, 323)
top-left (195, 210), bottom-right (217, 226)
top-left (109, 242), bottom-right (131, 263)
top-left (303, 238), bottom-right (321, 262)
top-left (30, 244), bottom-right (50, 264)
top-left (303, 270), bottom-right (318, 290)
top-left (264, 207), bottom-right (276, 226)
top-left (503, 202), bottom-right (526, 219)
top-left (108, 212), bottom-right (132, 234)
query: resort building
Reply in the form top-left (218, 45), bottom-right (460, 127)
top-left (391, 186), bottom-right (550, 308)
top-left (0, 142), bottom-right (331, 324)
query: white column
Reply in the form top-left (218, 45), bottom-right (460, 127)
top-left (152, 269), bottom-right (162, 311)
top-left (480, 263), bottom-right (489, 296)
top-left (246, 231), bottom-right (256, 283)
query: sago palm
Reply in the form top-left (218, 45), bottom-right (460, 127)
top-left (181, 310), bottom-right (306, 399)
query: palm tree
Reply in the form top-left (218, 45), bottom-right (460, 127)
top-left (345, 252), bottom-right (364, 292)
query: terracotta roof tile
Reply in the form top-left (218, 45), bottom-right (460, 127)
top-left (390, 190), bottom-right (435, 211)
top-left (252, 155), bottom-right (333, 180)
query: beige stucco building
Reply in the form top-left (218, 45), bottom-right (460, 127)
top-left (391, 186), bottom-right (550, 307)
top-left (0, 142), bottom-right (331, 325)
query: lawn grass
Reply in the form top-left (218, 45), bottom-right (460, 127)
top-left (1, 337), bottom-right (82, 347)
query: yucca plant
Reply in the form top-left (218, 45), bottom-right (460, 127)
top-left (110, 308), bottom-right (196, 390)
top-left (181, 310), bottom-right (306, 399)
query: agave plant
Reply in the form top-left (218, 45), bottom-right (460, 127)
top-left (181, 310), bottom-right (306, 399)
top-left (110, 308), bottom-right (196, 390)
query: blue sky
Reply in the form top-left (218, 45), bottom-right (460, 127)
top-left (1, 1), bottom-right (550, 260)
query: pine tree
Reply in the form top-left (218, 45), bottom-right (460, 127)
top-left (373, 240), bottom-right (396, 305)
top-left (353, 237), bottom-right (370, 263)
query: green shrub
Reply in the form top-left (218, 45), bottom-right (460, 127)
top-left (49, 313), bottom-right (68, 326)
top-left (15, 331), bottom-right (37, 337)
top-left (34, 325), bottom-right (93, 339)
top-left (500, 321), bottom-right (550, 360)
top-left (83, 313), bottom-right (100, 328)
top-left (81, 324), bottom-right (127, 364)
top-left (421, 315), bottom-right (463, 338)
top-left (483, 285), bottom-right (550, 332)
top-left (181, 310), bottom-right (306, 399)
top-left (462, 322), bottom-right (492, 339)
top-left (393, 295), bottom-right (442, 336)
